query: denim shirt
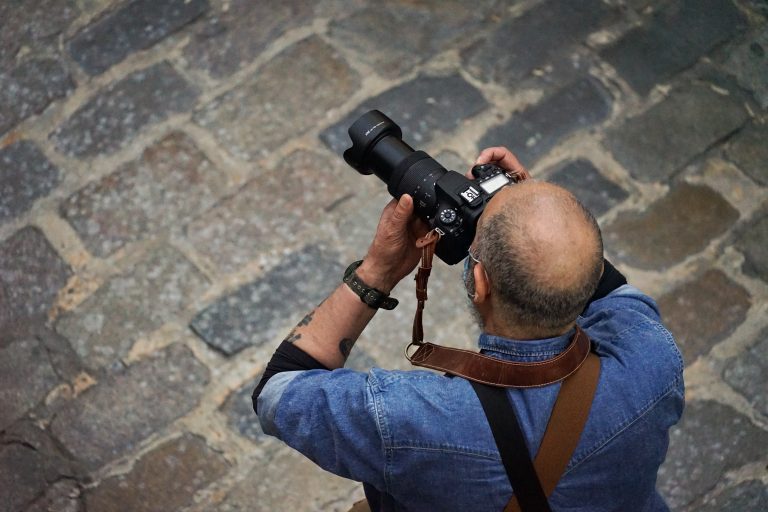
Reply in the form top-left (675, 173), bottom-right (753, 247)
top-left (257, 285), bottom-right (685, 511)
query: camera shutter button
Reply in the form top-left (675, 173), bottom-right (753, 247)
top-left (439, 208), bottom-right (458, 225)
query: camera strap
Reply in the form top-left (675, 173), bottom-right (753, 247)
top-left (406, 231), bottom-right (590, 388)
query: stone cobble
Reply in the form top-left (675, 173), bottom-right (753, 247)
top-left (49, 343), bottom-right (209, 472)
top-left (68, 0), bottom-right (209, 76)
top-left (1, 0), bottom-right (767, 510)
top-left (51, 62), bottom-right (199, 157)
top-left (0, 140), bottom-right (61, 222)
top-left (61, 132), bottom-right (228, 257)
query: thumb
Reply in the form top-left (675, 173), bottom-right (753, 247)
top-left (391, 194), bottom-right (413, 226)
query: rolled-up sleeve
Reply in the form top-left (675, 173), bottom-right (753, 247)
top-left (257, 368), bottom-right (387, 489)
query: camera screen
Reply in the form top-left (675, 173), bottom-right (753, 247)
top-left (479, 174), bottom-right (510, 194)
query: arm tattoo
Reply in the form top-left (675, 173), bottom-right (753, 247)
top-left (283, 310), bottom-right (316, 343)
top-left (339, 338), bottom-right (354, 360)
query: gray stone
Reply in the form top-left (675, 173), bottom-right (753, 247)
top-left (0, 140), bottom-right (61, 222)
top-left (0, 58), bottom-right (75, 136)
top-left (605, 183), bottom-right (739, 270)
top-left (462, 0), bottom-right (619, 87)
top-left (606, 83), bottom-right (749, 182)
top-left (0, 422), bottom-right (83, 512)
top-left (56, 244), bottom-right (208, 370)
top-left (346, 346), bottom-right (378, 372)
top-left (61, 132), bottom-right (228, 257)
top-left (0, 226), bottom-right (72, 326)
top-left (722, 27), bottom-right (768, 108)
top-left (330, 0), bottom-right (503, 79)
top-left (723, 328), bottom-right (768, 416)
top-left (50, 62), bottom-right (199, 157)
top-left (185, 149), bottom-right (352, 274)
top-left (658, 400), bottom-right (768, 509)
top-left (85, 434), bottom-right (228, 512)
top-left (724, 122), bottom-right (768, 186)
top-left (696, 480), bottom-right (768, 512)
top-left (0, 338), bottom-right (60, 430)
top-left (435, 151), bottom-right (470, 175)
top-left (657, 269), bottom-right (750, 362)
top-left (478, 77), bottom-right (612, 165)
top-left (68, 0), bottom-right (209, 75)
top-left (50, 343), bottom-right (210, 471)
top-left (601, 0), bottom-right (746, 95)
top-left (190, 245), bottom-right (343, 355)
top-left (194, 36), bottom-right (358, 161)
top-left (217, 446), bottom-right (359, 512)
top-left (26, 479), bottom-right (83, 512)
top-left (736, 213), bottom-right (768, 284)
top-left (222, 378), bottom-right (266, 444)
top-left (321, 73), bottom-right (488, 156)
top-left (183, 0), bottom-right (314, 78)
top-left (0, 0), bottom-right (80, 66)
top-left (546, 159), bottom-right (628, 216)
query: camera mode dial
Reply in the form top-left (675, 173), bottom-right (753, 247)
top-left (439, 208), bottom-right (458, 225)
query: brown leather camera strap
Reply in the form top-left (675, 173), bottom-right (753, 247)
top-left (407, 231), bottom-right (590, 388)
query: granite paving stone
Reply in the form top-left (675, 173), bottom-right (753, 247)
top-left (722, 327), bottom-right (768, 417)
top-left (657, 269), bottom-right (751, 362)
top-left (0, 422), bottom-right (84, 512)
top-left (724, 122), bottom-right (768, 186)
top-left (546, 159), bottom-right (629, 216)
top-left (321, 73), bottom-right (488, 156)
top-left (606, 83), bottom-right (749, 182)
top-left (0, 0), bottom-right (80, 66)
top-left (50, 62), bottom-right (199, 157)
top-left (190, 245), bottom-right (343, 355)
top-left (0, 140), bottom-right (61, 222)
top-left (695, 480), bottom-right (768, 511)
top-left (604, 183), bottom-right (739, 269)
top-left (85, 434), bottom-right (228, 512)
top-left (0, 58), bottom-right (75, 136)
top-left (222, 378), bottom-right (267, 444)
top-left (25, 479), bottom-right (83, 512)
top-left (55, 244), bottom-right (208, 370)
top-left (183, 0), bottom-right (314, 78)
top-left (0, 338), bottom-right (60, 430)
top-left (0, 226), bottom-right (72, 326)
top-left (329, 0), bottom-right (503, 79)
top-left (68, 0), bottom-right (209, 76)
top-left (478, 77), bottom-right (612, 165)
top-left (735, 212), bottom-right (768, 283)
top-left (61, 132), bottom-right (228, 257)
top-left (658, 400), bottom-right (768, 510)
top-left (50, 343), bottom-right (210, 471)
top-left (185, 149), bottom-right (353, 274)
top-left (462, 0), bottom-right (619, 87)
top-left (722, 28), bottom-right (768, 108)
top-left (217, 446), bottom-right (360, 512)
top-left (194, 36), bottom-right (358, 161)
top-left (601, 0), bottom-right (746, 95)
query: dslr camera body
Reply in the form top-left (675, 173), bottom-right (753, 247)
top-left (344, 110), bottom-right (523, 264)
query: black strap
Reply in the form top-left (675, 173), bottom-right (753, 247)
top-left (469, 381), bottom-right (551, 512)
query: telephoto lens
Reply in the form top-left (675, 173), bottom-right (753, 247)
top-left (343, 110), bottom-right (518, 264)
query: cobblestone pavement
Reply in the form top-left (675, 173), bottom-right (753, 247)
top-left (1, 1), bottom-right (767, 510)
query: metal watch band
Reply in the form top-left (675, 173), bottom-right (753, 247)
top-left (343, 260), bottom-right (398, 310)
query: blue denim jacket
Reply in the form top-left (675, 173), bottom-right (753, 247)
top-left (257, 285), bottom-right (685, 511)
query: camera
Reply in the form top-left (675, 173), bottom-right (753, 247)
top-left (343, 110), bottom-right (522, 264)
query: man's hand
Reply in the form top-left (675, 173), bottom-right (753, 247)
top-left (357, 194), bottom-right (430, 294)
top-left (468, 146), bottom-right (531, 181)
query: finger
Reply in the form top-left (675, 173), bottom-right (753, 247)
top-left (391, 194), bottom-right (414, 226)
top-left (474, 147), bottom-right (509, 165)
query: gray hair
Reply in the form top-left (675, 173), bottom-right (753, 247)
top-left (475, 194), bottom-right (603, 331)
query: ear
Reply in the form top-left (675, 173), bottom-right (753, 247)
top-left (473, 262), bottom-right (491, 303)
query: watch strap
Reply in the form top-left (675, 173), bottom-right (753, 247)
top-left (343, 260), bottom-right (398, 310)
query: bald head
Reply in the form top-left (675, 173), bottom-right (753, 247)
top-left (474, 181), bottom-right (603, 333)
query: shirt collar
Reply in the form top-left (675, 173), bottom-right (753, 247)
top-left (478, 328), bottom-right (575, 361)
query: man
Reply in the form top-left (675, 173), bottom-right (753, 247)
top-left (253, 147), bottom-right (684, 511)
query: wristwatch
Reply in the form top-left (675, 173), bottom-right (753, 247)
top-left (343, 260), bottom-right (398, 310)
